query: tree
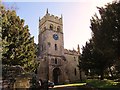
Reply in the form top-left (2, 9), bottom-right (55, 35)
top-left (34, 43), bottom-right (39, 57)
top-left (1, 5), bottom-right (36, 72)
top-left (80, 1), bottom-right (120, 80)
top-left (80, 40), bottom-right (94, 75)
top-left (81, 39), bottom-right (106, 79)
top-left (91, 1), bottom-right (120, 78)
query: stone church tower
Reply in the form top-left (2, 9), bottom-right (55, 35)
top-left (38, 9), bottom-right (85, 84)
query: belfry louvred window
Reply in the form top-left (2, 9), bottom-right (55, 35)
top-left (50, 24), bottom-right (53, 30)
top-left (57, 26), bottom-right (60, 32)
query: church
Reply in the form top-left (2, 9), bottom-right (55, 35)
top-left (37, 9), bottom-right (85, 84)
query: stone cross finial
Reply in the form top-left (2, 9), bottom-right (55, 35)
top-left (46, 8), bottom-right (48, 14)
top-left (39, 17), bottom-right (40, 22)
top-left (77, 44), bottom-right (80, 54)
top-left (61, 14), bottom-right (63, 19)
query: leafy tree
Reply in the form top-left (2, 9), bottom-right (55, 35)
top-left (34, 43), bottom-right (39, 57)
top-left (1, 5), bottom-right (36, 72)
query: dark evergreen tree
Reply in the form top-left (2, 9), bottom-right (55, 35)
top-left (92, 1), bottom-right (120, 77)
top-left (80, 1), bottom-right (120, 80)
top-left (1, 5), bottom-right (36, 72)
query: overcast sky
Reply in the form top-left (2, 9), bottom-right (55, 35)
top-left (3, 0), bottom-right (114, 52)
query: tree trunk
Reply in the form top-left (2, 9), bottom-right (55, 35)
top-left (100, 70), bottom-right (104, 80)
top-left (109, 66), bottom-right (113, 78)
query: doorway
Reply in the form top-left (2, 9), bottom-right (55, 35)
top-left (53, 68), bottom-right (61, 84)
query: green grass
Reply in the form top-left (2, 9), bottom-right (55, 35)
top-left (86, 79), bottom-right (120, 88)
top-left (53, 79), bottom-right (120, 88)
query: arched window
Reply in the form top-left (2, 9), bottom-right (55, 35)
top-left (74, 68), bottom-right (77, 76)
top-left (55, 44), bottom-right (57, 50)
top-left (57, 26), bottom-right (61, 32)
top-left (50, 24), bottom-right (53, 30)
top-left (44, 27), bottom-right (46, 30)
top-left (55, 58), bottom-right (57, 64)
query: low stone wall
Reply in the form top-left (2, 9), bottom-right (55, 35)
top-left (2, 65), bottom-right (32, 89)
top-left (14, 77), bottom-right (30, 89)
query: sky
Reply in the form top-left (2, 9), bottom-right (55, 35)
top-left (3, 0), bottom-right (114, 52)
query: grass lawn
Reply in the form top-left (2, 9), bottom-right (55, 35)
top-left (86, 79), bottom-right (120, 88)
top-left (53, 79), bottom-right (120, 88)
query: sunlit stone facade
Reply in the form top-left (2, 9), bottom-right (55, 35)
top-left (37, 9), bottom-right (85, 84)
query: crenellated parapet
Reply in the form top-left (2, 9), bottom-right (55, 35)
top-left (64, 49), bottom-right (80, 56)
top-left (39, 10), bottom-right (63, 34)
top-left (40, 14), bottom-right (62, 26)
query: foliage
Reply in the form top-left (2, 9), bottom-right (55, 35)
top-left (29, 74), bottom-right (40, 88)
top-left (1, 5), bottom-right (37, 72)
top-left (81, 40), bottom-right (107, 79)
top-left (80, 1), bottom-right (120, 80)
top-left (34, 43), bottom-right (39, 57)
top-left (94, 1), bottom-right (120, 75)
top-left (80, 40), bottom-right (94, 74)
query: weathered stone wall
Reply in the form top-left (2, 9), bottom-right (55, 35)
top-left (37, 59), bottom-right (47, 81)
top-left (37, 55), bottom-right (68, 84)
top-left (39, 30), bottom-right (64, 56)
top-left (64, 49), bottom-right (86, 82)
top-left (64, 51), bottom-right (80, 82)
top-left (14, 77), bottom-right (30, 89)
